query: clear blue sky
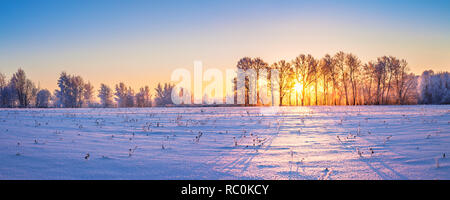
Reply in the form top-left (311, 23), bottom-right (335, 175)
top-left (1, 0), bottom-right (449, 91)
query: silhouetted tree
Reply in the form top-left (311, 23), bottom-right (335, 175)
top-left (272, 60), bottom-right (293, 106)
top-left (293, 54), bottom-right (317, 106)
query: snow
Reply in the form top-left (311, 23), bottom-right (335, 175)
top-left (0, 106), bottom-right (449, 180)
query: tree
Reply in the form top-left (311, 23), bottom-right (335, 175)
top-left (136, 86), bottom-right (152, 107)
top-left (373, 58), bottom-right (387, 105)
top-left (236, 57), bottom-right (253, 105)
top-left (327, 56), bottom-right (340, 105)
top-left (125, 86), bottom-right (135, 107)
top-left (319, 54), bottom-right (333, 105)
top-left (154, 83), bottom-right (174, 106)
top-left (98, 84), bottom-right (114, 108)
top-left (83, 82), bottom-right (94, 107)
top-left (333, 52), bottom-right (349, 105)
top-left (418, 71), bottom-right (449, 104)
top-left (252, 58), bottom-right (269, 105)
top-left (55, 72), bottom-right (86, 108)
top-left (384, 56), bottom-right (398, 104)
top-left (293, 54), bottom-right (317, 106)
top-left (362, 62), bottom-right (376, 105)
top-left (115, 82), bottom-right (129, 107)
top-left (36, 89), bottom-right (51, 108)
top-left (272, 60), bottom-right (293, 106)
top-left (55, 72), bottom-right (70, 107)
top-left (0, 73), bottom-right (7, 107)
top-left (70, 75), bottom-right (85, 108)
top-left (345, 53), bottom-right (361, 105)
top-left (392, 59), bottom-right (415, 104)
top-left (0, 72), bottom-right (15, 107)
top-left (10, 69), bottom-right (37, 107)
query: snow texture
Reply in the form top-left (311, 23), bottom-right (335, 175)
top-left (0, 106), bottom-right (449, 180)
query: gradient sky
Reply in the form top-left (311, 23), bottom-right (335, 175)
top-left (1, 0), bottom-right (449, 93)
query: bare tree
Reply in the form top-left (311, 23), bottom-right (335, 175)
top-left (236, 57), bottom-right (253, 105)
top-left (319, 54), bottom-right (333, 105)
top-left (272, 60), bottom-right (293, 106)
top-left (345, 53), bottom-right (361, 105)
top-left (362, 62), bottom-right (376, 104)
top-left (293, 54), bottom-right (317, 106)
top-left (391, 59), bottom-right (412, 104)
top-left (252, 58), bottom-right (269, 105)
top-left (0, 73), bottom-right (5, 91)
top-left (333, 52), bottom-right (349, 105)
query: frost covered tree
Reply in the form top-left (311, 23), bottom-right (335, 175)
top-left (36, 89), bottom-right (51, 108)
top-left (154, 83), bottom-right (174, 106)
top-left (392, 60), bottom-right (417, 104)
top-left (55, 72), bottom-right (87, 108)
top-left (0, 73), bottom-right (15, 107)
top-left (9, 69), bottom-right (37, 107)
top-left (114, 82), bottom-right (128, 107)
top-left (83, 82), bottom-right (94, 107)
top-left (0, 86), bottom-right (15, 107)
top-left (0, 73), bottom-right (7, 107)
top-left (418, 70), bottom-right (450, 104)
top-left (98, 84), bottom-right (114, 108)
top-left (71, 75), bottom-right (85, 108)
top-left (125, 87), bottom-right (135, 107)
top-left (114, 83), bottom-right (135, 107)
top-left (55, 72), bottom-right (70, 107)
top-left (136, 86), bottom-right (152, 107)
top-left (0, 73), bottom-right (5, 91)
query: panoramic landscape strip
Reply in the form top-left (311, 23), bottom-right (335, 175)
top-left (0, 0), bottom-right (449, 184)
top-left (1, 53), bottom-right (449, 108)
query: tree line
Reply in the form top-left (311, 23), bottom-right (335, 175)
top-left (234, 52), bottom-right (449, 106)
top-left (0, 70), bottom-right (175, 108)
top-left (0, 51), bottom-right (448, 108)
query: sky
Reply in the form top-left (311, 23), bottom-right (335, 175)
top-left (0, 0), bottom-right (449, 93)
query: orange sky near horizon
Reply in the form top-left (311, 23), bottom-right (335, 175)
top-left (1, 0), bottom-right (449, 95)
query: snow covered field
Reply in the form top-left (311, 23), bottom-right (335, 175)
top-left (0, 106), bottom-right (449, 180)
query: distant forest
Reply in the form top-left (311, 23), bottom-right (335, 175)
top-left (0, 51), bottom-right (449, 108)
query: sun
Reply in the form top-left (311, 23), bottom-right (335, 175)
top-left (294, 82), bottom-right (303, 93)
